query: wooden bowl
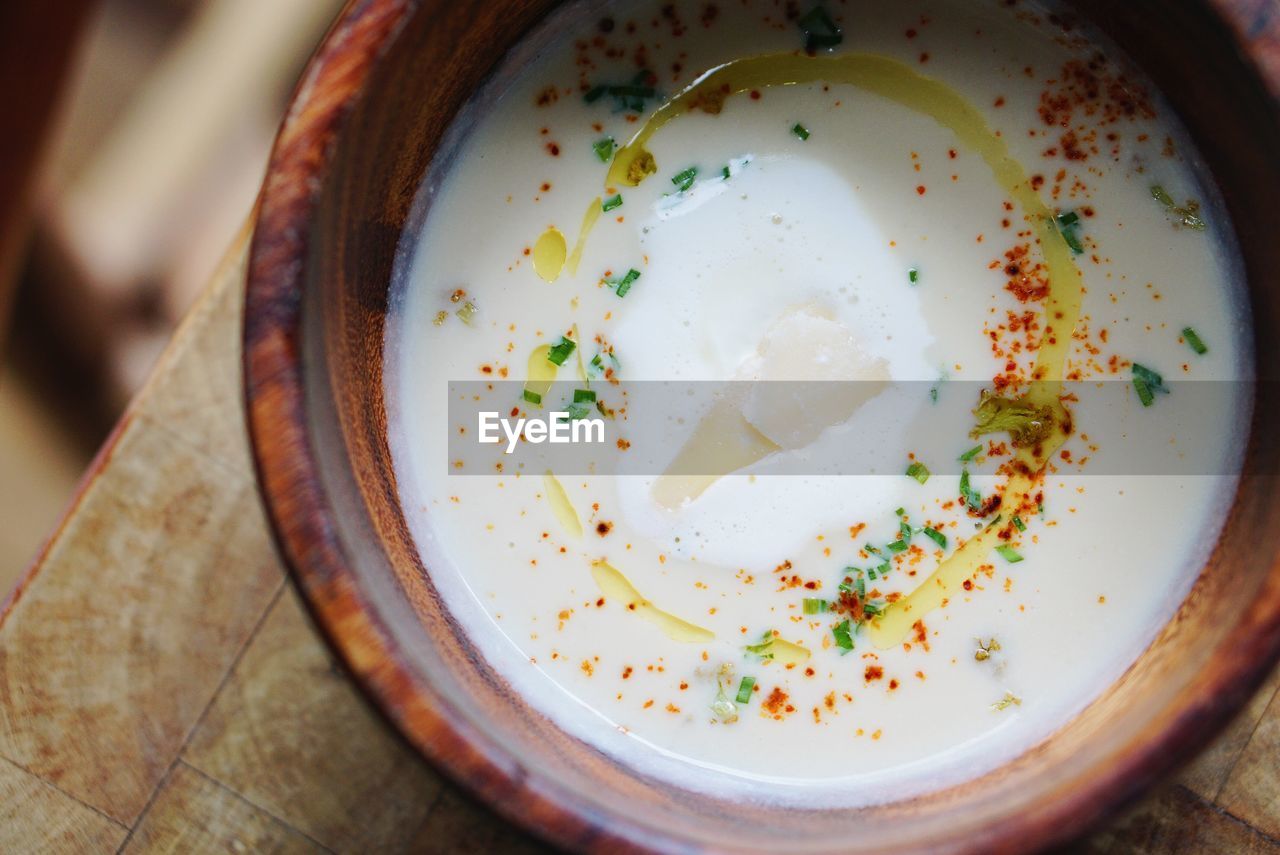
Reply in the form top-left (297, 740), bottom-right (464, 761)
top-left (244, 1), bottom-right (1280, 850)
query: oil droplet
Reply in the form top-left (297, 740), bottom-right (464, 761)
top-left (532, 227), bottom-right (567, 282)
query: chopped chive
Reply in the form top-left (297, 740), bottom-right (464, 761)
top-left (564, 402), bottom-right (593, 421)
top-left (602, 194), bottom-right (623, 212)
top-left (922, 527), bottom-right (947, 548)
top-left (583, 74), bottom-right (659, 112)
top-left (1151, 184), bottom-right (1207, 231)
top-left (908, 267), bottom-right (919, 285)
top-left (802, 598), bottom-right (828, 614)
top-left (522, 389), bottom-right (542, 405)
top-left (671, 166), bottom-right (698, 192)
top-left (1131, 362), bottom-right (1168, 408)
top-left (958, 445), bottom-right (983, 462)
top-left (1012, 515), bottom-right (1027, 532)
top-left (995, 545), bottom-right (1024, 563)
top-left (797, 5), bottom-right (843, 51)
top-left (735, 676), bottom-right (757, 704)
top-left (832, 619), bottom-right (854, 652)
top-left (861, 601), bottom-right (883, 617)
top-left (791, 122), bottom-right (811, 140)
top-left (573, 389), bottom-right (596, 403)
top-left (1133, 377), bottom-right (1154, 407)
top-left (588, 350), bottom-right (621, 379)
top-left (547, 336), bottom-right (577, 366)
top-left (1056, 210), bottom-right (1084, 254)
top-left (609, 268), bottom-right (640, 298)
top-left (887, 539), bottom-right (908, 553)
top-left (906, 461), bottom-right (930, 484)
top-left (1182, 327), bottom-right (1208, 355)
top-left (592, 137), bottom-right (615, 162)
top-left (899, 521), bottom-right (913, 541)
top-left (744, 631), bottom-right (774, 659)
top-left (1061, 228), bottom-right (1084, 254)
top-left (894, 507), bottom-right (906, 517)
top-left (960, 469), bottom-right (982, 512)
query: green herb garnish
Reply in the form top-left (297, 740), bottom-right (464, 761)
top-left (735, 676), bottom-right (757, 704)
top-left (584, 70), bottom-right (659, 113)
top-left (522, 389), bottom-right (542, 406)
top-left (1131, 362), bottom-right (1169, 407)
top-left (573, 389), bottom-right (596, 403)
top-left (602, 194), bottom-right (623, 212)
top-left (908, 267), bottom-right (919, 285)
top-left (671, 166), bottom-right (698, 192)
top-left (1151, 185), bottom-right (1207, 230)
top-left (887, 539), bottom-right (908, 553)
top-left (1055, 210), bottom-right (1084, 254)
top-left (991, 691), bottom-right (1022, 711)
top-left (832, 619), bottom-right (854, 652)
top-left (608, 268), bottom-right (640, 298)
top-left (906, 461), bottom-right (930, 484)
top-left (592, 137), bottom-right (615, 162)
top-left (564, 402), bottom-right (593, 421)
top-left (588, 351), bottom-right (621, 379)
top-left (803, 598), bottom-right (828, 614)
top-left (971, 390), bottom-right (1055, 447)
top-left (745, 631), bottom-right (775, 659)
top-left (960, 469), bottom-right (982, 512)
top-left (1012, 515), bottom-right (1026, 532)
top-left (547, 336), bottom-right (577, 366)
top-left (797, 5), bottom-right (843, 50)
top-left (791, 122), bottom-right (811, 141)
top-left (1182, 327), bottom-right (1208, 355)
top-left (959, 444), bottom-right (983, 462)
top-left (922, 527), bottom-right (947, 549)
top-left (995, 544), bottom-right (1024, 563)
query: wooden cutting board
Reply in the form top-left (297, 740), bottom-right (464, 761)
top-left (1, 225), bottom-right (1277, 853)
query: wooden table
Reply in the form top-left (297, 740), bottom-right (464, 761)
top-left (2, 226), bottom-right (1278, 854)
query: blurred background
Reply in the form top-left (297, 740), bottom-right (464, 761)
top-left (0, 0), bottom-right (345, 592)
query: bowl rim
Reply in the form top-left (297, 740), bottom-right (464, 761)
top-left (243, 0), bottom-right (1280, 851)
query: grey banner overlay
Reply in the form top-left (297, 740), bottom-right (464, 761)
top-left (443, 380), bottom-right (1254, 476)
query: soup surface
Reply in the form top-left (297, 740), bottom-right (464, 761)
top-left (387, 0), bottom-right (1250, 804)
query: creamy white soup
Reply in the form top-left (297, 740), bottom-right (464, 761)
top-left (386, 0), bottom-right (1250, 805)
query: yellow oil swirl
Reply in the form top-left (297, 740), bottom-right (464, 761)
top-left (543, 471), bottom-right (583, 538)
top-left (566, 197), bottom-right (602, 275)
top-left (591, 560), bottom-right (716, 643)
top-left (606, 53), bottom-right (1082, 647)
top-left (532, 227), bottom-right (568, 282)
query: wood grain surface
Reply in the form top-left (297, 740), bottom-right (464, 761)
top-left (0, 227), bottom-right (1274, 853)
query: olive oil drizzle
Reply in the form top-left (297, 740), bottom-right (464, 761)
top-left (606, 53), bottom-right (1082, 646)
